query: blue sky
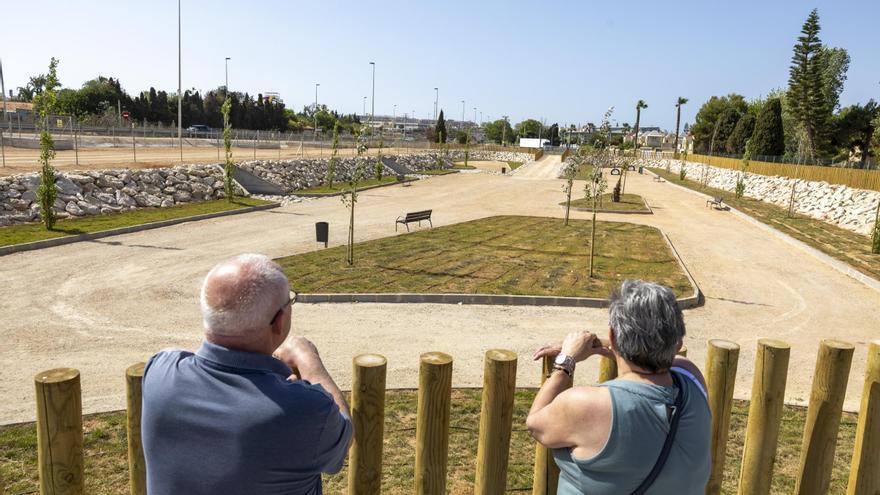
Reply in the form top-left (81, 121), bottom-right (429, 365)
top-left (2, 0), bottom-right (877, 130)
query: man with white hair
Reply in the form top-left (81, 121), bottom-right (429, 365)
top-left (141, 253), bottom-right (351, 495)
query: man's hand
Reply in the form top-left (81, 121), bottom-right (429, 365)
top-left (273, 336), bottom-right (324, 378)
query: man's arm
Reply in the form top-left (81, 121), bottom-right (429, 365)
top-left (274, 336), bottom-right (350, 418)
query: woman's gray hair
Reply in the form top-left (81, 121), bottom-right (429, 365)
top-left (609, 280), bottom-right (685, 372)
top-left (200, 254), bottom-right (290, 337)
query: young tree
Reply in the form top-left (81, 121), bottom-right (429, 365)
top-left (726, 113), bottom-right (756, 154)
top-left (463, 127), bottom-right (471, 167)
top-left (221, 97), bottom-right (234, 201)
top-left (633, 100), bottom-right (648, 153)
top-left (561, 158), bottom-right (578, 226)
top-left (341, 128), bottom-right (368, 266)
top-left (435, 110), bottom-right (447, 143)
top-left (327, 122), bottom-right (340, 188)
top-left (872, 202), bottom-right (880, 254)
top-left (750, 98), bottom-right (786, 157)
top-left (35, 58), bottom-right (61, 230)
top-left (788, 9), bottom-right (830, 160)
top-left (736, 147), bottom-right (750, 199)
top-left (674, 97), bottom-right (688, 154)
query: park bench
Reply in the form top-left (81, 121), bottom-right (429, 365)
top-left (396, 209), bottom-right (433, 232)
top-left (627, 164), bottom-right (636, 171)
top-left (653, 175), bottom-right (664, 182)
top-left (706, 196), bottom-right (726, 210)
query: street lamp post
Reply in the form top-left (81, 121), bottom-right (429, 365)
top-left (369, 62), bottom-right (375, 121)
top-left (362, 96), bottom-right (367, 118)
top-left (473, 107), bottom-right (477, 127)
top-left (177, 0), bottom-right (182, 161)
top-left (434, 87), bottom-right (438, 120)
top-left (392, 104), bottom-right (397, 139)
top-left (224, 57), bottom-right (230, 95)
top-left (314, 83), bottom-right (320, 141)
top-left (461, 100), bottom-right (465, 131)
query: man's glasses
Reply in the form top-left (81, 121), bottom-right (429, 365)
top-left (271, 290), bottom-right (297, 324)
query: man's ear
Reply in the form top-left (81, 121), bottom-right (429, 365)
top-left (270, 309), bottom-right (286, 336)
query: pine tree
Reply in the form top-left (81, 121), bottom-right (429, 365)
top-left (435, 110), bottom-right (447, 143)
top-left (725, 113), bottom-right (756, 154)
top-left (709, 108), bottom-right (741, 154)
top-left (750, 98), bottom-right (786, 157)
top-left (788, 8), bottom-right (829, 160)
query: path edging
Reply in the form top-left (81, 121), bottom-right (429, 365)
top-left (299, 228), bottom-right (702, 309)
top-left (646, 169), bottom-right (880, 293)
top-left (561, 196), bottom-right (654, 215)
top-left (0, 202), bottom-right (280, 257)
top-left (295, 177), bottom-right (419, 197)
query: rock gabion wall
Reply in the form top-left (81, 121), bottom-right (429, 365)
top-left (641, 158), bottom-right (880, 236)
top-left (0, 164), bottom-right (230, 226)
top-left (446, 150), bottom-right (534, 164)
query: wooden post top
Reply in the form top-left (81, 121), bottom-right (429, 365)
top-left (420, 352), bottom-right (453, 365)
top-left (34, 368), bottom-right (79, 384)
top-left (126, 363), bottom-right (146, 377)
top-left (708, 339), bottom-right (740, 350)
top-left (819, 339), bottom-right (855, 351)
top-left (757, 338), bottom-right (791, 350)
top-left (485, 349), bottom-right (517, 362)
top-left (354, 354), bottom-right (387, 368)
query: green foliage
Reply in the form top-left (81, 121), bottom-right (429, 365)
top-left (832, 101), bottom-right (877, 166)
top-left (435, 110), bottom-right (447, 143)
top-left (674, 97), bottom-right (688, 152)
top-left (750, 98), bottom-right (786, 157)
top-left (726, 113), bottom-right (756, 154)
top-left (873, 204), bottom-right (880, 254)
top-left (221, 97), bottom-right (234, 202)
top-left (710, 107), bottom-right (742, 154)
top-left (680, 164), bottom-right (688, 180)
top-left (561, 159), bottom-right (578, 226)
top-left (328, 122), bottom-right (340, 188)
top-left (484, 118), bottom-right (514, 144)
top-left (455, 130), bottom-right (467, 144)
top-left (34, 58), bottom-right (61, 230)
top-left (341, 128), bottom-right (369, 265)
top-left (736, 151), bottom-right (749, 199)
top-left (787, 8), bottom-right (833, 159)
top-left (818, 46), bottom-right (850, 114)
top-left (515, 119), bottom-right (541, 139)
top-left (691, 94), bottom-right (747, 153)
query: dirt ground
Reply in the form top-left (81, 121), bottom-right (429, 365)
top-left (1, 155), bottom-right (878, 424)
top-left (0, 144), bottom-right (425, 176)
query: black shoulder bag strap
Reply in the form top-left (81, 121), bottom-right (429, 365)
top-left (630, 370), bottom-right (689, 495)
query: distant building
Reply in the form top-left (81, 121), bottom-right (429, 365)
top-left (2, 101), bottom-right (33, 117)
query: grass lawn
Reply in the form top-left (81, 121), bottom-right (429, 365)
top-left (560, 193), bottom-right (649, 212)
top-left (276, 215), bottom-right (692, 298)
top-left (650, 168), bottom-right (880, 281)
top-left (419, 169), bottom-right (459, 176)
top-left (295, 176), bottom-right (400, 195)
top-left (451, 161), bottom-right (477, 170)
top-left (507, 161), bottom-right (523, 170)
top-left (0, 389), bottom-right (857, 494)
top-left (0, 197), bottom-right (270, 248)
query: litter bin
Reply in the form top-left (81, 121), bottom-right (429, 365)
top-left (638, 166), bottom-right (644, 174)
top-left (501, 167), bottom-right (506, 174)
top-left (315, 222), bottom-right (329, 248)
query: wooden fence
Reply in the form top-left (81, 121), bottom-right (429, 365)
top-left (686, 153), bottom-right (880, 192)
top-left (29, 339), bottom-right (879, 495)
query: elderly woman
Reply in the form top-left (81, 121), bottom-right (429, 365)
top-left (527, 280), bottom-right (711, 494)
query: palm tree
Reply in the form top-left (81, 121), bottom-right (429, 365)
top-left (623, 100), bottom-right (648, 194)
top-left (674, 97), bottom-right (688, 155)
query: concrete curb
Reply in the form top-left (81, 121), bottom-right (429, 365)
top-left (294, 177), bottom-right (419, 197)
top-left (646, 169), bottom-right (880, 293)
top-left (0, 202), bottom-right (280, 257)
top-left (299, 228), bottom-right (702, 309)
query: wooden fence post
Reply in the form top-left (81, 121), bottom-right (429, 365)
top-left (532, 356), bottom-right (571, 495)
top-left (597, 356), bottom-right (617, 383)
top-left (475, 349), bottom-right (518, 495)
top-left (794, 340), bottom-right (854, 494)
top-left (847, 340), bottom-right (880, 495)
top-left (737, 339), bottom-right (790, 495)
top-left (705, 339), bottom-right (740, 495)
top-left (126, 363), bottom-right (147, 495)
top-left (35, 368), bottom-right (84, 495)
top-left (414, 352), bottom-right (453, 495)
top-left (348, 354), bottom-right (387, 495)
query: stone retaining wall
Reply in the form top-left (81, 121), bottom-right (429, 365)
top-left (640, 158), bottom-right (880, 236)
top-left (447, 150), bottom-right (534, 164)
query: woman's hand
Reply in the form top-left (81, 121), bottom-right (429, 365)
top-left (561, 330), bottom-right (612, 362)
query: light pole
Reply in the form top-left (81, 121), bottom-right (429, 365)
top-left (177, 0), bottom-right (182, 161)
top-left (461, 100), bottom-right (465, 131)
top-left (369, 62), bottom-right (375, 122)
top-left (224, 57), bottom-right (230, 95)
top-left (392, 104), bottom-right (397, 138)
top-left (434, 87), bottom-right (438, 120)
top-left (362, 96), bottom-right (367, 118)
top-left (473, 107), bottom-right (477, 127)
top-left (314, 83), bottom-right (320, 141)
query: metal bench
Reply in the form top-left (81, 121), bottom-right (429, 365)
top-left (653, 175), bottom-right (665, 182)
top-left (706, 196), bottom-right (725, 209)
top-left (396, 209), bottom-right (433, 232)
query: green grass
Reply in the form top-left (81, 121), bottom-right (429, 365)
top-left (507, 161), bottom-right (523, 170)
top-left (419, 169), bottom-right (459, 176)
top-left (0, 390), bottom-right (858, 494)
top-left (650, 167), bottom-right (880, 280)
top-left (295, 176), bottom-right (400, 194)
top-left (451, 161), bottom-right (477, 170)
top-left (276, 215), bottom-right (692, 298)
top-left (560, 193), bottom-right (649, 212)
top-left (0, 197), bottom-right (270, 248)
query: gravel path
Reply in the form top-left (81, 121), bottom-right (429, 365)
top-left (1, 169), bottom-right (878, 424)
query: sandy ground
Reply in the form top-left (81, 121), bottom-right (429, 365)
top-left (1, 158), bottom-right (879, 424)
top-left (0, 144), bottom-right (426, 176)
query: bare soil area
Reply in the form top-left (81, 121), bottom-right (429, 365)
top-left (1, 168), bottom-right (878, 424)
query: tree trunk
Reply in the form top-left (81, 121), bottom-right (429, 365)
top-left (348, 199), bottom-right (355, 265)
top-left (674, 105), bottom-right (681, 155)
top-left (589, 197), bottom-right (598, 278)
top-left (564, 182), bottom-right (572, 226)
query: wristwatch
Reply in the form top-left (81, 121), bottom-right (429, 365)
top-left (553, 354), bottom-right (576, 376)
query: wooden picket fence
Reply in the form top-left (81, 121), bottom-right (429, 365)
top-left (687, 153), bottom-right (880, 192)
top-left (27, 339), bottom-right (879, 495)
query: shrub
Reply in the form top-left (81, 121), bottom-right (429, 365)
top-left (680, 165), bottom-right (687, 180)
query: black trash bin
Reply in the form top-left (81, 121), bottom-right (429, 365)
top-left (315, 222), bottom-right (329, 248)
top-left (501, 167), bottom-right (506, 174)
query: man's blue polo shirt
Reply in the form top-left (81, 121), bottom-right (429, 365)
top-left (141, 341), bottom-right (352, 495)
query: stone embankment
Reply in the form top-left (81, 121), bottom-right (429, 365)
top-left (640, 158), bottom-right (880, 236)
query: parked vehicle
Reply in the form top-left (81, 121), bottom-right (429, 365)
top-left (518, 138), bottom-right (550, 149)
top-left (186, 124), bottom-right (212, 134)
